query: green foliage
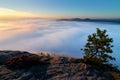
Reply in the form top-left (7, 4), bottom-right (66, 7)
top-left (81, 28), bottom-right (115, 64)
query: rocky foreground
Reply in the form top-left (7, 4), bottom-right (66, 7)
top-left (0, 51), bottom-right (120, 80)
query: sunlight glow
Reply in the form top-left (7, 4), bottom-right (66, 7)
top-left (0, 8), bottom-right (40, 19)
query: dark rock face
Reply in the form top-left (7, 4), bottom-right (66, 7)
top-left (0, 51), bottom-right (119, 80)
top-left (19, 72), bottom-right (33, 80)
top-left (0, 51), bottom-right (30, 64)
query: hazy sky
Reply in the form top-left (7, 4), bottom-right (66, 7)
top-left (0, 0), bottom-right (120, 18)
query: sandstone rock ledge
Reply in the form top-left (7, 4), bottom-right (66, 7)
top-left (0, 50), bottom-right (120, 80)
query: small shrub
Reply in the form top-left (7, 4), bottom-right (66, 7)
top-left (81, 28), bottom-right (116, 70)
top-left (5, 54), bottom-right (40, 69)
top-left (81, 28), bottom-right (115, 64)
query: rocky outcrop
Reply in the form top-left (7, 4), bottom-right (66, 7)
top-left (0, 50), bottom-right (30, 64)
top-left (0, 51), bottom-right (120, 80)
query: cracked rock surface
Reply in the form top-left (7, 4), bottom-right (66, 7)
top-left (0, 51), bottom-right (120, 80)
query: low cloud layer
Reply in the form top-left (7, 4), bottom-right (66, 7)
top-left (0, 19), bottom-right (120, 66)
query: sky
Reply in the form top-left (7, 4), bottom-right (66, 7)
top-left (0, 0), bottom-right (120, 19)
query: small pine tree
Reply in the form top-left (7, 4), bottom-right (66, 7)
top-left (81, 28), bottom-right (115, 64)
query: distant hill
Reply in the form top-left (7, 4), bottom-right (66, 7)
top-left (57, 18), bottom-right (120, 24)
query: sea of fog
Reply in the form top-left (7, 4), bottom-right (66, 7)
top-left (0, 19), bottom-right (120, 68)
